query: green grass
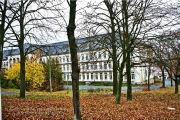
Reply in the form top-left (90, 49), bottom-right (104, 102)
top-left (1, 87), bottom-right (113, 99)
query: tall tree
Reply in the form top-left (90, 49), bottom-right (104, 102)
top-left (104, 0), bottom-right (118, 95)
top-left (9, 0), bottom-right (51, 98)
top-left (0, 0), bottom-right (17, 69)
top-left (67, 0), bottom-right (81, 119)
top-left (0, 0), bottom-right (7, 69)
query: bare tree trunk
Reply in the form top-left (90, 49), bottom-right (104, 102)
top-left (0, 0), bottom-right (7, 69)
top-left (0, 25), bottom-right (4, 69)
top-left (171, 78), bottom-right (173, 86)
top-left (19, 0), bottom-right (26, 98)
top-left (116, 61), bottom-right (125, 104)
top-left (175, 76), bottom-right (179, 94)
top-left (104, 0), bottom-right (118, 95)
top-left (147, 66), bottom-right (151, 90)
top-left (161, 66), bottom-right (165, 88)
top-left (67, 1), bottom-right (81, 119)
top-left (126, 52), bottom-right (132, 100)
top-left (19, 42), bottom-right (26, 98)
top-left (122, 0), bottom-right (132, 101)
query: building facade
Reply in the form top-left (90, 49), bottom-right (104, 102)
top-left (2, 38), bottom-right (156, 84)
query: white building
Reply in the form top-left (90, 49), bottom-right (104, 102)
top-left (2, 37), bottom-right (155, 84)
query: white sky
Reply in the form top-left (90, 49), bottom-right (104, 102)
top-left (4, 0), bottom-right (180, 47)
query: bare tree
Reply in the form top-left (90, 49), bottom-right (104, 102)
top-left (8, 0), bottom-right (54, 98)
top-left (0, 0), bottom-right (18, 69)
top-left (67, 0), bottom-right (81, 119)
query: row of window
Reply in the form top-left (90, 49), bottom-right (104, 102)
top-left (41, 51), bottom-right (110, 64)
top-left (64, 72), bottom-right (136, 81)
top-left (62, 62), bottom-right (112, 71)
top-left (2, 58), bottom-right (20, 68)
top-left (64, 72), bottom-right (113, 81)
top-left (80, 52), bottom-right (108, 61)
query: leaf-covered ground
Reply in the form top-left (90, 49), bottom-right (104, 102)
top-left (2, 87), bottom-right (180, 120)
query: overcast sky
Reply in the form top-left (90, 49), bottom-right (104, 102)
top-left (4, 0), bottom-right (180, 47)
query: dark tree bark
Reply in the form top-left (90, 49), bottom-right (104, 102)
top-left (19, 0), bottom-right (26, 98)
top-left (116, 59), bottom-right (125, 104)
top-left (126, 52), bottom-right (132, 100)
top-left (67, 0), bottom-right (81, 119)
top-left (161, 66), bottom-right (165, 88)
top-left (174, 76), bottom-right (179, 94)
top-left (122, 0), bottom-right (132, 101)
top-left (147, 65), bottom-right (151, 90)
top-left (104, 0), bottom-right (118, 95)
top-left (0, 0), bottom-right (7, 69)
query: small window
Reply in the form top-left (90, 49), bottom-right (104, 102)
top-left (83, 74), bottom-right (85, 80)
top-left (108, 62), bottom-right (112, 69)
top-left (104, 62), bottom-right (107, 69)
top-left (110, 72), bottom-right (112, 80)
top-left (131, 72), bottom-right (135, 80)
top-left (104, 73), bottom-right (107, 80)
top-left (96, 73), bottom-right (98, 79)
top-left (100, 73), bottom-right (103, 80)
top-left (82, 54), bottom-right (84, 61)
top-left (104, 52), bottom-right (106, 59)
top-left (99, 62), bottom-right (102, 69)
top-left (87, 73), bottom-right (89, 80)
top-left (91, 73), bottom-right (93, 80)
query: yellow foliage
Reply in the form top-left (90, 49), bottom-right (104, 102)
top-left (5, 63), bottom-right (20, 80)
top-left (5, 61), bottom-right (45, 89)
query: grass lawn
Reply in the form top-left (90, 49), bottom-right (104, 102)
top-left (1, 86), bottom-right (180, 119)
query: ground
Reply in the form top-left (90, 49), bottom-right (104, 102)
top-left (1, 87), bottom-right (180, 120)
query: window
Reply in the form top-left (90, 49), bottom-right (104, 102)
top-left (91, 73), bottom-right (93, 80)
top-left (104, 73), bottom-right (107, 80)
top-left (67, 56), bottom-right (69, 62)
top-left (59, 57), bottom-right (61, 63)
top-left (63, 56), bottom-right (65, 62)
top-left (108, 62), bottom-right (112, 69)
top-left (104, 62), bottom-right (107, 69)
top-left (99, 62), bottom-right (102, 69)
top-left (104, 52), bottom-right (106, 59)
top-left (83, 74), bottom-right (85, 80)
top-left (67, 74), bottom-right (69, 80)
top-left (90, 63), bottom-right (93, 69)
top-left (86, 63), bottom-right (89, 70)
top-left (13, 58), bottom-right (16, 64)
top-left (131, 72), bottom-right (135, 80)
top-left (130, 52), bottom-right (133, 57)
top-left (17, 58), bottom-right (20, 63)
top-left (100, 73), bottom-right (103, 80)
top-left (67, 65), bottom-right (69, 71)
top-left (94, 52), bottom-right (97, 59)
top-left (87, 73), bottom-right (89, 80)
top-left (110, 72), bottom-right (112, 80)
top-left (65, 65), bottom-right (67, 71)
top-left (79, 74), bottom-right (81, 80)
top-left (82, 54), bottom-right (84, 61)
top-left (82, 64), bottom-right (85, 70)
top-left (94, 63), bottom-right (97, 69)
top-left (96, 73), bottom-right (98, 79)
top-left (99, 52), bottom-right (101, 59)
top-left (86, 54), bottom-right (88, 60)
top-left (90, 53), bottom-right (93, 59)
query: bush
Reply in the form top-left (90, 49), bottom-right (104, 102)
top-left (8, 80), bottom-right (18, 89)
top-left (40, 80), bottom-right (65, 92)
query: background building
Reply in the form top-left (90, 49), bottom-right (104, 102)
top-left (2, 37), bottom-right (156, 84)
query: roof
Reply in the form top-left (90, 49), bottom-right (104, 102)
top-left (2, 35), bottom-right (106, 59)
